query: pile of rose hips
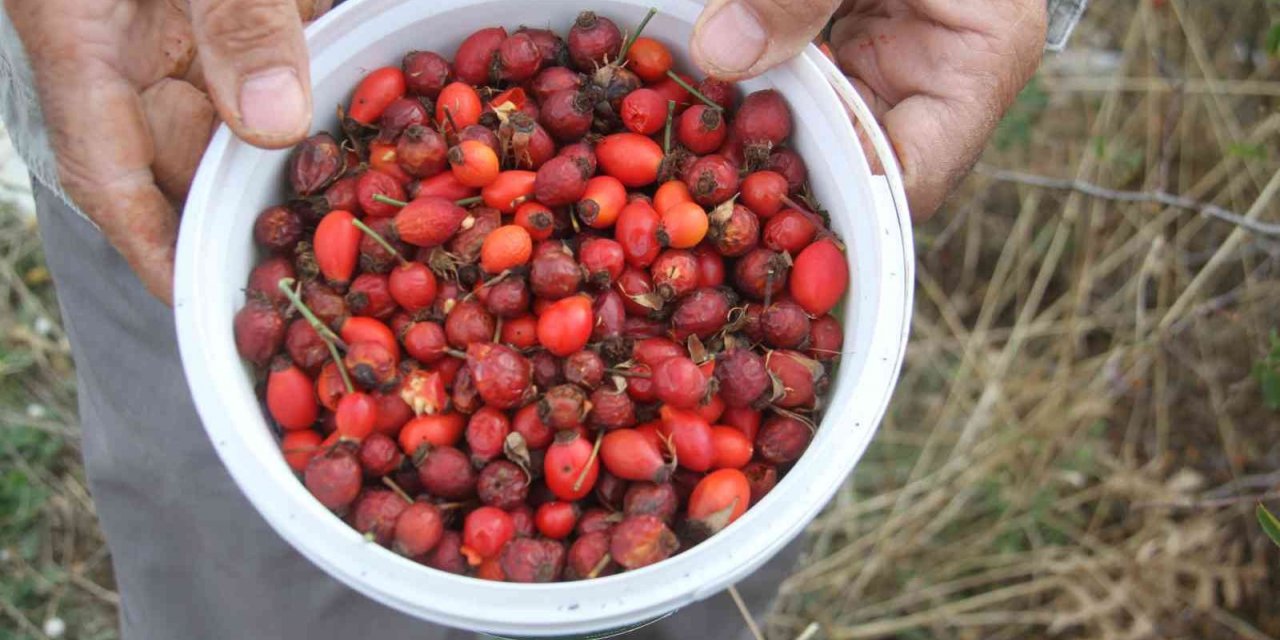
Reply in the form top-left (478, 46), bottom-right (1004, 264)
top-left (234, 9), bottom-right (849, 583)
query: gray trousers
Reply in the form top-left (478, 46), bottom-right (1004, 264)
top-left (32, 179), bottom-right (799, 640)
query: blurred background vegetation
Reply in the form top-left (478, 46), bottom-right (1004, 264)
top-left (2, 1), bottom-right (1280, 638)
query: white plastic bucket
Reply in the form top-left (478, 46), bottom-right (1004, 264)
top-left (174, 0), bottom-right (914, 636)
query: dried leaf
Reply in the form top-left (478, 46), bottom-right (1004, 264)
top-left (687, 334), bottom-right (709, 364)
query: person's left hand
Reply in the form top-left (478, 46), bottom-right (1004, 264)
top-left (688, 0), bottom-right (1047, 221)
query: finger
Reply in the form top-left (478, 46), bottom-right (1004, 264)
top-left (296, 0), bottom-right (335, 21)
top-left (141, 79), bottom-right (217, 202)
top-left (690, 0), bottom-right (841, 80)
top-left (190, 0), bottom-right (311, 149)
top-left (880, 96), bottom-right (993, 221)
top-left (42, 68), bottom-right (178, 303)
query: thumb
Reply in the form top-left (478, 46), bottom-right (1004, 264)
top-left (690, 0), bottom-right (840, 80)
top-left (190, 0), bottom-right (312, 149)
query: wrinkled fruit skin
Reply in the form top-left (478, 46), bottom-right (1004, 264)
top-left (500, 537), bottom-right (566, 582)
top-left (610, 515), bottom-right (678, 570)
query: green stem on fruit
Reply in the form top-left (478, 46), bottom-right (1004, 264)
top-left (662, 99), bottom-right (675, 156)
top-left (373, 193), bottom-right (408, 208)
top-left (276, 278), bottom-right (345, 347)
top-left (445, 347), bottom-right (467, 359)
top-left (350, 217), bottom-right (409, 268)
top-left (327, 340), bottom-right (356, 394)
top-left (382, 476), bottom-right (414, 504)
top-left (493, 316), bottom-right (503, 343)
top-left (618, 7), bottom-right (658, 61)
top-left (455, 196), bottom-right (484, 206)
top-left (572, 430), bottom-right (605, 493)
top-left (664, 70), bottom-right (721, 110)
top-left (276, 278), bottom-right (354, 394)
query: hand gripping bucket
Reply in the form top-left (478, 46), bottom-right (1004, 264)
top-left (175, 0), bottom-right (914, 636)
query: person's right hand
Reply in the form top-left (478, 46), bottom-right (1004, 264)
top-left (6, 0), bottom-right (330, 304)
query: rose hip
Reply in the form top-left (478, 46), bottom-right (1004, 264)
top-left (513, 403), bottom-right (555, 450)
top-left (540, 89), bottom-right (595, 143)
top-left (790, 238), bottom-right (849, 316)
top-left (417, 445), bottom-right (477, 499)
top-left (765, 148), bottom-right (808, 192)
top-left (686, 468), bottom-right (750, 536)
top-left (734, 89), bottom-right (792, 149)
top-left (498, 33), bottom-right (542, 81)
top-left (808, 314), bottom-right (843, 361)
top-left (740, 171), bottom-right (789, 218)
top-left (757, 414), bottom-right (813, 464)
top-left (763, 209), bottom-right (819, 254)
top-left (650, 249), bottom-right (699, 300)
top-left (615, 200), bottom-right (662, 267)
top-left (285, 319), bottom-right (328, 374)
top-left (535, 501), bottom-right (579, 540)
top-left (500, 537), bottom-right (565, 583)
top-left (391, 197), bottom-right (469, 248)
top-left (677, 106), bottom-right (727, 155)
top-left (346, 273), bottom-right (396, 319)
top-left (467, 342), bottom-right (533, 409)
top-left (418, 530), bottom-right (464, 574)
top-left (304, 447), bottom-right (362, 514)
top-left (478, 277), bottom-right (531, 318)
top-left (289, 133), bottom-right (344, 196)
top-left (463, 505), bottom-right (515, 562)
top-left (601, 429), bottom-right (670, 482)
top-left (531, 66), bottom-right (584, 102)
top-left (534, 154), bottom-right (592, 206)
top-left (742, 461), bottom-right (778, 505)
top-left (567, 11), bottom-right (622, 70)
top-left (234, 298), bottom-right (285, 368)
top-left (610, 515), bottom-right (678, 570)
top-left (670, 287), bottom-right (732, 341)
top-left (445, 300), bottom-right (496, 348)
top-left (592, 290), bottom-right (627, 341)
top-left (282, 430), bottom-right (323, 473)
top-left (358, 432), bottom-right (403, 477)
top-left (394, 501), bottom-right (444, 557)
top-left (566, 531), bottom-right (614, 579)
top-left (539, 383), bottom-right (591, 430)
top-left (477, 460), bottom-right (530, 509)
top-left (652, 356), bottom-right (708, 410)
top-left (536, 295), bottom-right (594, 356)
top-left (403, 51), bottom-right (451, 97)
top-left (683, 155), bottom-right (738, 207)
top-left (530, 351), bottom-right (563, 391)
top-left (623, 482), bottom-right (679, 522)
top-left (733, 248), bottom-right (788, 301)
top-left (576, 508), bottom-right (618, 536)
top-left (596, 133), bottom-right (663, 188)
top-left (255, 206), bottom-right (305, 253)
top-left (761, 300), bottom-right (811, 349)
top-left (564, 350), bottom-right (606, 389)
top-left (543, 430), bottom-right (599, 501)
top-left (715, 348), bottom-right (770, 409)
top-left (707, 202), bottom-right (760, 257)
top-left (464, 407), bottom-right (510, 466)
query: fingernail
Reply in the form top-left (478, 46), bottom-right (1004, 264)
top-left (695, 1), bottom-right (767, 74)
top-left (238, 67), bottom-right (307, 137)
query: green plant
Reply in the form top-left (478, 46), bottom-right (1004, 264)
top-left (1252, 329), bottom-right (1280, 411)
top-left (1257, 504), bottom-right (1280, 548)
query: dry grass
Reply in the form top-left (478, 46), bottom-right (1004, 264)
top-left (0, 209), bottom-right (117, 639)
top-left (2, 1), bottom-right (1280, 639)
top-left (767, 1), bottom-right (1280, 638)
